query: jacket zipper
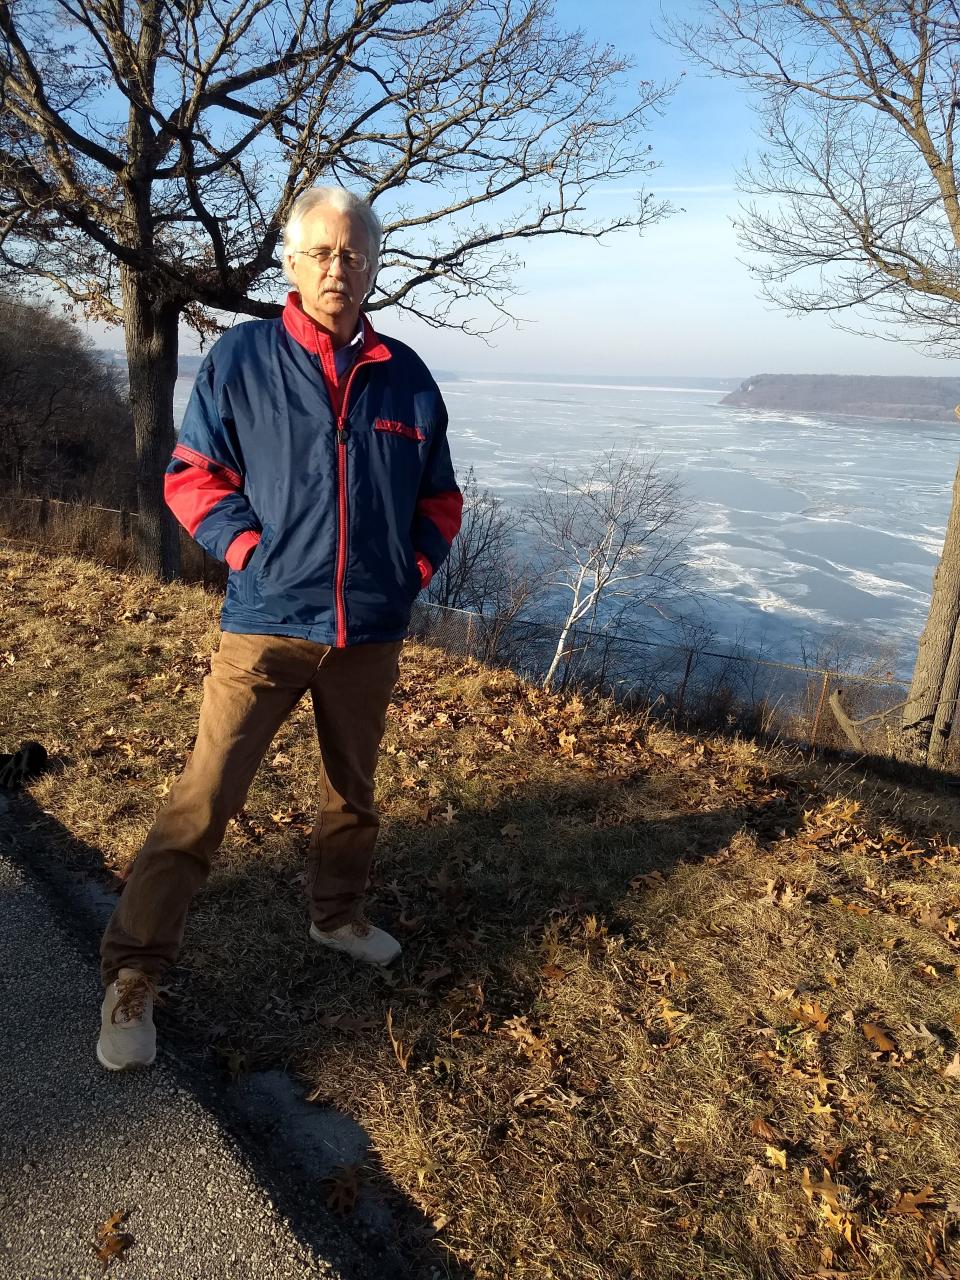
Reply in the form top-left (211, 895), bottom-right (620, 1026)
top-left (332, 359), bottom-right (367, 648)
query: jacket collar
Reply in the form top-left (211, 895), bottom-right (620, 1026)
top-left (282, 291), bottom-right (392, 365)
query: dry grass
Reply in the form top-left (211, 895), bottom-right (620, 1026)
top-left (3, 542), bottom-right (960, 1279)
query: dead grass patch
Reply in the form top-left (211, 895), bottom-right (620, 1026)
top-left (2, 544), bottom-right (960, 1279)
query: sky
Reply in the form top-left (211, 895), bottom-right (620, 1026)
top-left (85, 0), bottom-right (959, 380)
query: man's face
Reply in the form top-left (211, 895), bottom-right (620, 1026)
top-left (285, 206), bottom-right (373, 338)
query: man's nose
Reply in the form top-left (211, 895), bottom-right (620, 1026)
top-left (328, 253), bottom-right (348, 278)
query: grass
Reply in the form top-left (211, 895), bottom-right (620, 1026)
top-left (2, 542), bottom-right (960, 1279)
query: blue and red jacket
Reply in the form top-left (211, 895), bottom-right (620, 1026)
top-left (166, 294), bottom-right (462, 646)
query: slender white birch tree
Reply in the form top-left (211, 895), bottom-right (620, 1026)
top-left (526, 450), bottom-right (696, 689)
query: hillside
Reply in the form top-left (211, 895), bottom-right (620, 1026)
top-left (722, 374), bottom-right (960, 423)
top-left (2, 543), bottom-right (960, 1279)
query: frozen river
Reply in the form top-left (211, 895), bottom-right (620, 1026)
top-left (175, 370), bottom-right (957, 677)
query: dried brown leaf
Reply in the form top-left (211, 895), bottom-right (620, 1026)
top-left (863, 1022), bottom-right (896, 1053)
top-left (889, 1185), bottom-right (941, 1219)
top-left (750, 1115), bottom-right (784, 1143)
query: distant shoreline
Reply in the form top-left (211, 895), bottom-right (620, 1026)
top-left (722, 372), bottom-right (960, 426)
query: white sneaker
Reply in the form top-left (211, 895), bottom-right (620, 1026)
top-left (97, 967), bottom-right (157, 1070)
top-left (309, 917), bottom-right (402, 967)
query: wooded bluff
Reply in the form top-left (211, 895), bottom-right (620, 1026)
top-left (721, 373), bottom-right (960, 423)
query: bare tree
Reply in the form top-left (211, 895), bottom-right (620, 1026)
top-left (526, 449), bottom-right (697, 689)
top-left (665, 0), bottom-right (960, 767)
top-left (0, 0), bottom-right (673, 579)
top-left (426, 466), bottom-right (526, 608)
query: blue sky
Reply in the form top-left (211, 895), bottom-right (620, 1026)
top-left (387, 0), bottom-right (958, 378)
top-left (88, 0), bottom-right (958, 379)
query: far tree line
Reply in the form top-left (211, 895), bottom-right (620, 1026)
top-left (0, 294), bottom-right (134, 506)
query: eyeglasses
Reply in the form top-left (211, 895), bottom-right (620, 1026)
top-left (295, 246), bottom-right (369, 272)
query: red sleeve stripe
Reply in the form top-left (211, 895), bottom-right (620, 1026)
top-left (171, 443), bottom-right (242, 489)
top-left (165, 458), bottom-right (242, 537)
top-left (417, 490), bottom-right (463, 545)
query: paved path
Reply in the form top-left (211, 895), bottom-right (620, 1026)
top-left (0, 847), bottom-right (350, 1280)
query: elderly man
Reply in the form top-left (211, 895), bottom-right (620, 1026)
top-left (97, 187), bottom-right (462, 1071)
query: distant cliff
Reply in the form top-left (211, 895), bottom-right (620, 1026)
top-left (721, 373), bottom-right (960, 423)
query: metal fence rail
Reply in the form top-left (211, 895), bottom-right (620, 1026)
top-left (408, 600), bottom-right (910, 752)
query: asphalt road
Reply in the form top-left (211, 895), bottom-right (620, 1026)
top-left (0, 846), bottom-right (350, 1280)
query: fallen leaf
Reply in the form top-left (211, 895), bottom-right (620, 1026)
top-left (863, 1022), bottom-right (896, 1053)
top-left (766, 1145), bottom-right (788, 1170)
top-left (889, 1185), bottom-right (940, 1219)
top-left (943, 1052), bottom-right (960, 1079)
top-left (750, 1116), bottom-right (784, 1143)
top-left (92, 1209), bottom-right (134, 1269)
top-left (630, 869), bottom-right (666, 890)
top-left (501, 1015), bottom-right (550, 1057)
top-left (791, 1000), bottom-right (830, 1033)
top-left (421, 964), bottom-right (453, 986)
top-left (322, 1163), bottom-right (362, 1215)
top-left (801, 1166), bottom-right (840, 1210)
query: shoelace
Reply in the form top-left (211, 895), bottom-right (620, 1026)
top-left (111, 973), bottom-right (158, 1025)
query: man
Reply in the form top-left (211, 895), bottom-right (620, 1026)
top-left (97, 187), bottom-right (462, 1071)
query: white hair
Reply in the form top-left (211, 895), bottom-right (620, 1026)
top-left (282, 187), bottom-right (381, 285)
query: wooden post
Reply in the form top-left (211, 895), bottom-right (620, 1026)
top-left (465, 611), bottom-right (475, 657)
top-left (810, 670), bottom-right (830, 744)
top-left (675, 648), bottom-right (695, 718)
top-left (38, 496), bottom-right (49, 535)
top-left (119, 508), bottom-right (131, 540)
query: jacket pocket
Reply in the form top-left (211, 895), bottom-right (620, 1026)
top-left (239, 524), bottom-right (274, 606)
top-left (374, 418), bottom-right (427, 443)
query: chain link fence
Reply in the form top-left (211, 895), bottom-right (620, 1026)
top-left (409, 599), bottom-right (911, 753)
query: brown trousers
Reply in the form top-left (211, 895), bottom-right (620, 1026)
top-left (100, 631), bottom-right (403, 985)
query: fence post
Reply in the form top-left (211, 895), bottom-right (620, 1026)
top-left (599, 634), bottom-right (611, 694)
top-left (465, 611), bottom-right (474, 658)
top-left (810, 670), bottom-right (831, 745)
top-left (119, 508), bottom-right (131, 541)
top-left (676, 648), bottom-right (694, 719)
top-left (38, 497), bottom-right (49, 535)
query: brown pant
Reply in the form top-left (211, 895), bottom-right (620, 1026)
top-left (100, 631), bottom-right (403, 985)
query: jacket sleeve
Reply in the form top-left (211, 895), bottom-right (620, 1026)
top-left (412, 395), bottom-right (462, 589)
top-left (164, 356), bottom-right (262, 570)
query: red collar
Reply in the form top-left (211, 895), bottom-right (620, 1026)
top-left (281, 291), bottom-right (391, 366)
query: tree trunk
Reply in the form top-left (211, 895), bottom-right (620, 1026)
top-left (903, 458), bottom-right (960, 765)
top-left (121, 267), bottom-right (182, 581)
